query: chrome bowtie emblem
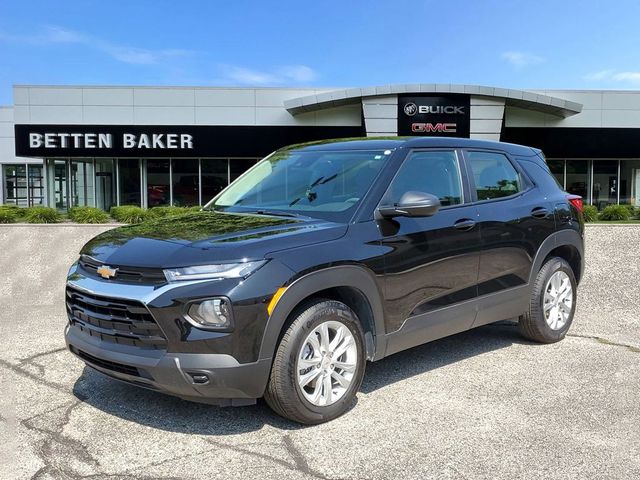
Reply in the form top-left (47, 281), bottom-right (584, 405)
top-left (96, 265), bottom-right (118, 279)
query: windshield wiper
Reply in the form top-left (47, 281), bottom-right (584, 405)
top-left (288, 174), bottom-right (333, 206)
top-left (246, 209), bottom-right (307, 218)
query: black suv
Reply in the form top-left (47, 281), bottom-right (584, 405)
top-left (65, 137), bottom-right (584, 424)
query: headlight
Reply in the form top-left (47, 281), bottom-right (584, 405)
top-left (186, 298), bottom-right (233, 330)
top-left (163, 260), bottom-right (266, 282)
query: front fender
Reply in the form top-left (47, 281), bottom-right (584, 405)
top-left (258, 265), bottom-right (387, 362)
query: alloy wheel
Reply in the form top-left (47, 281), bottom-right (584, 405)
top-left (296, 320), bottom-right (358, 407)
top-left (543, 270), bottom-right (573, 330)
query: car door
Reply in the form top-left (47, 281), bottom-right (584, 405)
top-left (377, 149), bottom-right (481, 356)
top-left (463, 149), bottom-right (556, 326)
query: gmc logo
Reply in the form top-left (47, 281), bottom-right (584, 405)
top-left (411, 123), bottom-right (457, 133)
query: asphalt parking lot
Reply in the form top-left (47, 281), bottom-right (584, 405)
top-left (1, 224), bottom-right (639, 480)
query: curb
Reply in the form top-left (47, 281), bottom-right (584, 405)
top-left (0, 223), bottom-right (122, 227)
top-left (585, 223), bottom-right (640, 227)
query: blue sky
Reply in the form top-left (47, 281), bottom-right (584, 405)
top-left (1, 0), bottom-right (640, 104)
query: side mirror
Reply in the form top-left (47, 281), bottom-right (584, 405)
top-left (378, 191), bottom-right (441, 218)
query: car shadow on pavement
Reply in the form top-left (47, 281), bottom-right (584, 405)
top-left (360, 321), bottom-right (530, 394)
top-left (72, 367), bottom-right (299, 435)
top-left (72, 321), bottom-right (532, 433)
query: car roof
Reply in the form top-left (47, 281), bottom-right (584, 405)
top-left (286, 136), bottom-right (539, 157)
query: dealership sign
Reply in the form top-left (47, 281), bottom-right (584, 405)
top-left (397, 95), bottom-right (470, 137)
top-left (27, 132), bottom-right (194, 150)
top-left (14, 124), bottom-right (364, 158)
top-left (15, 125), bottom-right (199, 157)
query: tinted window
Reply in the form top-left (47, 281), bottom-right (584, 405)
top-left (383, 150), bottom-right (462, 206)
top-left (468, 151), bottom-right (521, 200)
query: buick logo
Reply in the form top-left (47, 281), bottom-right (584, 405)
top-left (403, 103), bottom-right (418, 116)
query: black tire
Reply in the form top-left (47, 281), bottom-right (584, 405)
top-left (519, 257), bottom-right (577, 343)
top-left (264, 298), bottom-right (366, 425)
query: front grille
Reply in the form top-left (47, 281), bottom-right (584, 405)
top-left (66, 286), bottom-right (167, 350)
top-left (78, 256), bottom-right (166, 285)
top-left (71, 346), bottom-right (141, 377)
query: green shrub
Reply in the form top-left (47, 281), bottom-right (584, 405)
top-left (582, 204), bottom-right (598, 222)
top-left (24, 206), bottom-right (62, 224)
top-left (68, 206), bottom-right (111, 224)
top-left (0, 205), bottom-right (21, 223)
top-left (109, 205), bottom-right (151, 224)
top-left (620, 204), bottom-right (639, 219)
top-left (148, 206), bottom-right (192, 218)
top-left (0, 210), bottom-right (16, 223)
top-left (599, 204), bottom-right (631, 221)
top-left (0, 204), bottom-right (26, 217)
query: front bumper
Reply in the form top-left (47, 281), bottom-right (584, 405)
top-left (64, 263), bottom-right (282, 404)
top-left (65, 323), bottom-right (271, 404)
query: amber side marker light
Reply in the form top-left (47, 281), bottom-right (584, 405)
top-left (267, 287), bottom-right (287, 316)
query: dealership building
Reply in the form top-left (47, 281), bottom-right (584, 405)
top-left (2, 83), bottom-right (640, 210)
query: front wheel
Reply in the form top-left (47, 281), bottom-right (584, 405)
top-left (264, 299), bottom-right (366, 424)
top-left (519, 257), bottom-right (577, 343)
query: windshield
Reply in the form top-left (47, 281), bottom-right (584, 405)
top-left (206, 149), bottom-right (392, 222)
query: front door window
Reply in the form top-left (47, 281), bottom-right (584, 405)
top-left (382, 150), bottom-right (463, 206)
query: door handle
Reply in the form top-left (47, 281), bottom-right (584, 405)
top-left (454, 218), bottom-right (476, 231)
top-left (531, 207), bottom-right (550, 219)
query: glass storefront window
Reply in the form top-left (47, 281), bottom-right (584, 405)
top-left (201, 159), bottom-right (229, 203)
top-left (45, 159), bottom-right (69, 210)
top-left (147, 159), bottom-right (170, 207)
top-left (70, 159), bottom-right (95, 207)
top-left (118, 158), bottom-right (141, 206)
top-left (28, 165), bottom-right (44, 205)
top-left (28, 156), bottom-right (640, 212)
top-left (3, 164), bottom-right (28, 206)
top-left (95, 158), bottom-right (115, 211)
top-left (230, 158), bottom-right (257, 182)
top-left (592, 160), bottom-right (618, 209)
top-left (619, 159), bottom-right (640, 207)
top-left (546, 159), bottom-right (565, 188)
top-left (566, 160), bottom-right (590, 203)
top-left (172, 159), bottom-right (199, 206)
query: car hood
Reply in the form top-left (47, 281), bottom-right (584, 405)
top-left (80, 211), bottom-right (347, 268)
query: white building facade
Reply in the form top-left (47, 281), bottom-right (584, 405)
top-left (2, 83), bottom-right (640, 210)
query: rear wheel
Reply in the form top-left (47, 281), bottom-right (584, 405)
top-left (264, 299), bottom-right (366, 424)
top-left (519, 257), bottom-right (577, 343)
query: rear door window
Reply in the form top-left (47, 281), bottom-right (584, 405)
top-left (467, 151), bottom-right (522, 201)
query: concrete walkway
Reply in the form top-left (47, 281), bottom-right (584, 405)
top-left (1, 225), bottom-right (638, 479)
